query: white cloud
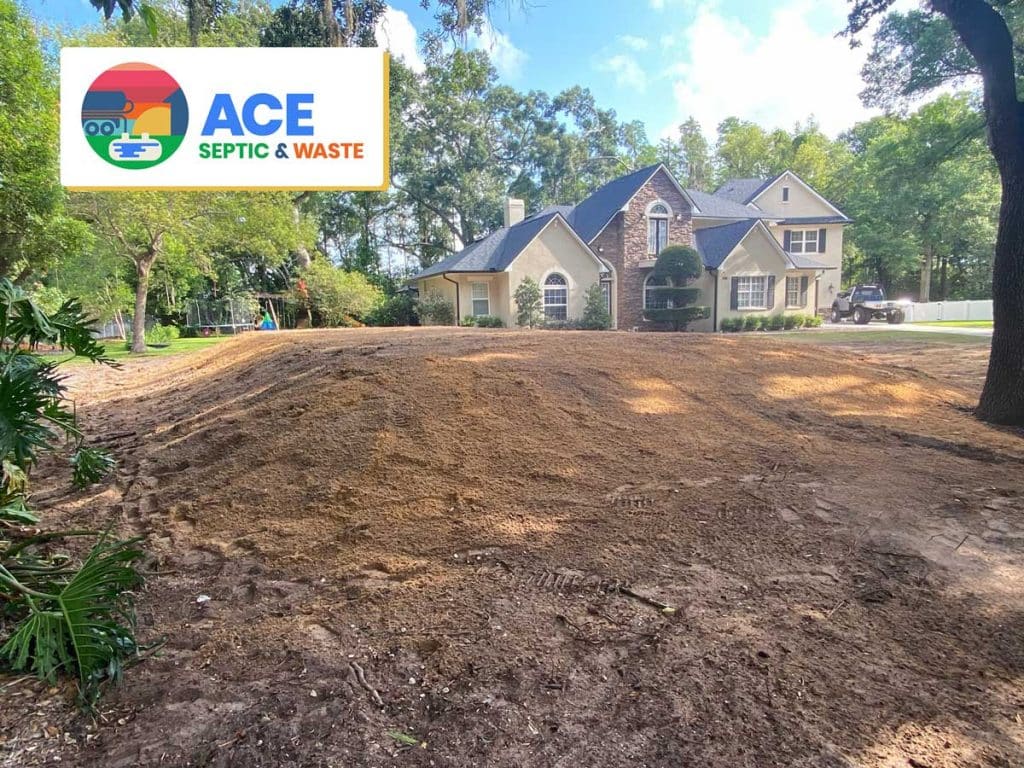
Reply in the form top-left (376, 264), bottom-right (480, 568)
top-left (651, 0), bottom-right (705, 11)
top-left (598, 54), bottom-right (648, 92)
top-left (468, 20), bottom-right (528, 79)
top-left (662, 0), bottom-right (888, 139)
top-left (619, 35), bottom-right (650, 52)
top-left (374, 6), bottom-right (424, 73)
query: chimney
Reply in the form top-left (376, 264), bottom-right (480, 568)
top-left (503, 198), bottom-right (525, 228)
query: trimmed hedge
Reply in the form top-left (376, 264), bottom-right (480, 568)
top-left (719, 313), bottom-right (821, 333)
top-left (462, 315), bottom-right (505, 328)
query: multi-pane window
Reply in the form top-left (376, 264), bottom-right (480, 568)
top-left (601, 282), bottom-right (611, 314)
top-left (782, 186), bottom-right (790, 202)
top-left (543, 273), bottom-right (568, 320)
top-left (647, 203), bottom-right (669, 255)
top-left (786, 276), bottom-right (802, 308)
top-left (470, 282), bottom-right (489, 316)
top-left (789, 230), bottom-right (819, 254)
top-left (736, 276), bottom-right (768, 309)
top-left (644, 274), bottom-right (673, 310)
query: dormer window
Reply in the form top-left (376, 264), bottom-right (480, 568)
top-left (647, 202), bottom-right (670, 255)
top-left (782, 186), bottom-right (790, 202)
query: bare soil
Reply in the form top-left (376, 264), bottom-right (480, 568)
top-left (2, 328), bottom-right (1022, 768)
top-left (783, 333), bottom-right (993, 397)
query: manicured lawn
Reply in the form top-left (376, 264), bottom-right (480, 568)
top-left (775, 329), bottom-right (991, 345)
top-left (42, 335), bottom-right (232, 364)
top-left (912, 319), bottom-right (993, 328)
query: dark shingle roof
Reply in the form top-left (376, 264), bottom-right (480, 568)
top-left (686, 189), bottom-right (776, 221)
top-left (786, 253), bottom-right (836, 270)
top-left (527, 204), bottom-right (574, 220)
top-left (694, 220), bottom-right (761, 269)
top-left (412, 211), bottom-right (560, 280)
top-left (778, 215), bottom-right (853, 225)
top-left (566, 163), bottom-right (664, 243)
top-left (713, 177), bottom-right (773, 204)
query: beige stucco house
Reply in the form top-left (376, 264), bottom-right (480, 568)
top-left (411, 165), bottom-right (849, 331)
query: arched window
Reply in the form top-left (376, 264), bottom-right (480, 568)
top-left (643, 273), bottom-right (674, 310)
top-left (543, 273), bottom-right (568, 321)
top-left (647, 202), bottom-right (670, 255)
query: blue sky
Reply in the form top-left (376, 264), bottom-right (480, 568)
top-left (26, 0), bottom-right (918, 139)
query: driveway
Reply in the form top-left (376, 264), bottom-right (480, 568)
top-left (820, 321), bottom-right (993, 337)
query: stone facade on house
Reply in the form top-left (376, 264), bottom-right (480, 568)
top-left (597, 168), bottom-right (695, 330)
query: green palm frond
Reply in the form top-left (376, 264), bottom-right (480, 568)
top-left (0, 358), bottom-right (78, 468)
top-left (0, 538), bottom-right (143, 685)
top-left (70, 446), bottom-right (116, 488)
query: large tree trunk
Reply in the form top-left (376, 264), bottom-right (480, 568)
top-left (186, 0), bottom-right (201, 46)
top-left (978, 170), bottom-right (1024, 423)
top-left (292, 195), bottom-right (312, 269)
top-left (932, 0), bottom-right (1024, 424)
top-left (131, 252), bottom-right (156, 355)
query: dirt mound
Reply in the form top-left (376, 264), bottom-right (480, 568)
top-left (4, 328), bottom-right (1023, 767)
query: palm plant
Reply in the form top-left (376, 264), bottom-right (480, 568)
top-left (0, 279), bottom-right (143, 695)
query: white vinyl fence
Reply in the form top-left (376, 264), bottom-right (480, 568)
top-left (904, 300), bottom-right (993, 323)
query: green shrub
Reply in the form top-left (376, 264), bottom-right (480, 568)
top-left (767, 314), bottom-right (786, 331)
top-left (461, 315), bottom-right (478, 327)
top-left (476, 315), bottom-right (504, 328)
top-left (742, 315), bottom-right (760, 331)
top-left (719, 317), bottom-right (742, 332)
top-left (642, 246), bottom-right (709, 331)
top-left (514, 278), bottom-right (543, 328)
top-left (805, 314), bottom-right (823, 327)
top-left (125, 324), bottom-right (181, 349)
top-left (300, 261), bottom-right (384, 326)
top-left (542, 319), bottom-right (583, 330)
top-left (367, 293), bottom-right (418, 326)
top-left (146, 324), bottom-right (180, 344)
top-left (417, 291), bottom-right (456, 325)
top-left (580, 283), bottom-right (611, 330)
top-left (783, 314), bottom-right (802, 329)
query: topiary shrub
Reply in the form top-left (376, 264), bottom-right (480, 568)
top-left (642, 246), bottom-right (710, 331)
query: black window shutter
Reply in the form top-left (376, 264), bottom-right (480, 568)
top-left (818, 228), bottom-right (827, 253)
top-left (730, 278), bottom-right (739, 310)
top-left (800, 276), bottom-right (808, 306)
top-left (766, 275), bottom-right (776, 308)
top-left (783, 230), bottom-right (792, 250)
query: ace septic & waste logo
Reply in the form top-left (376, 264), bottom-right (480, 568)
top-left (61, 48), bottom-right (389, 191)
top-left (81, 62), bottom-right (189, 170)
